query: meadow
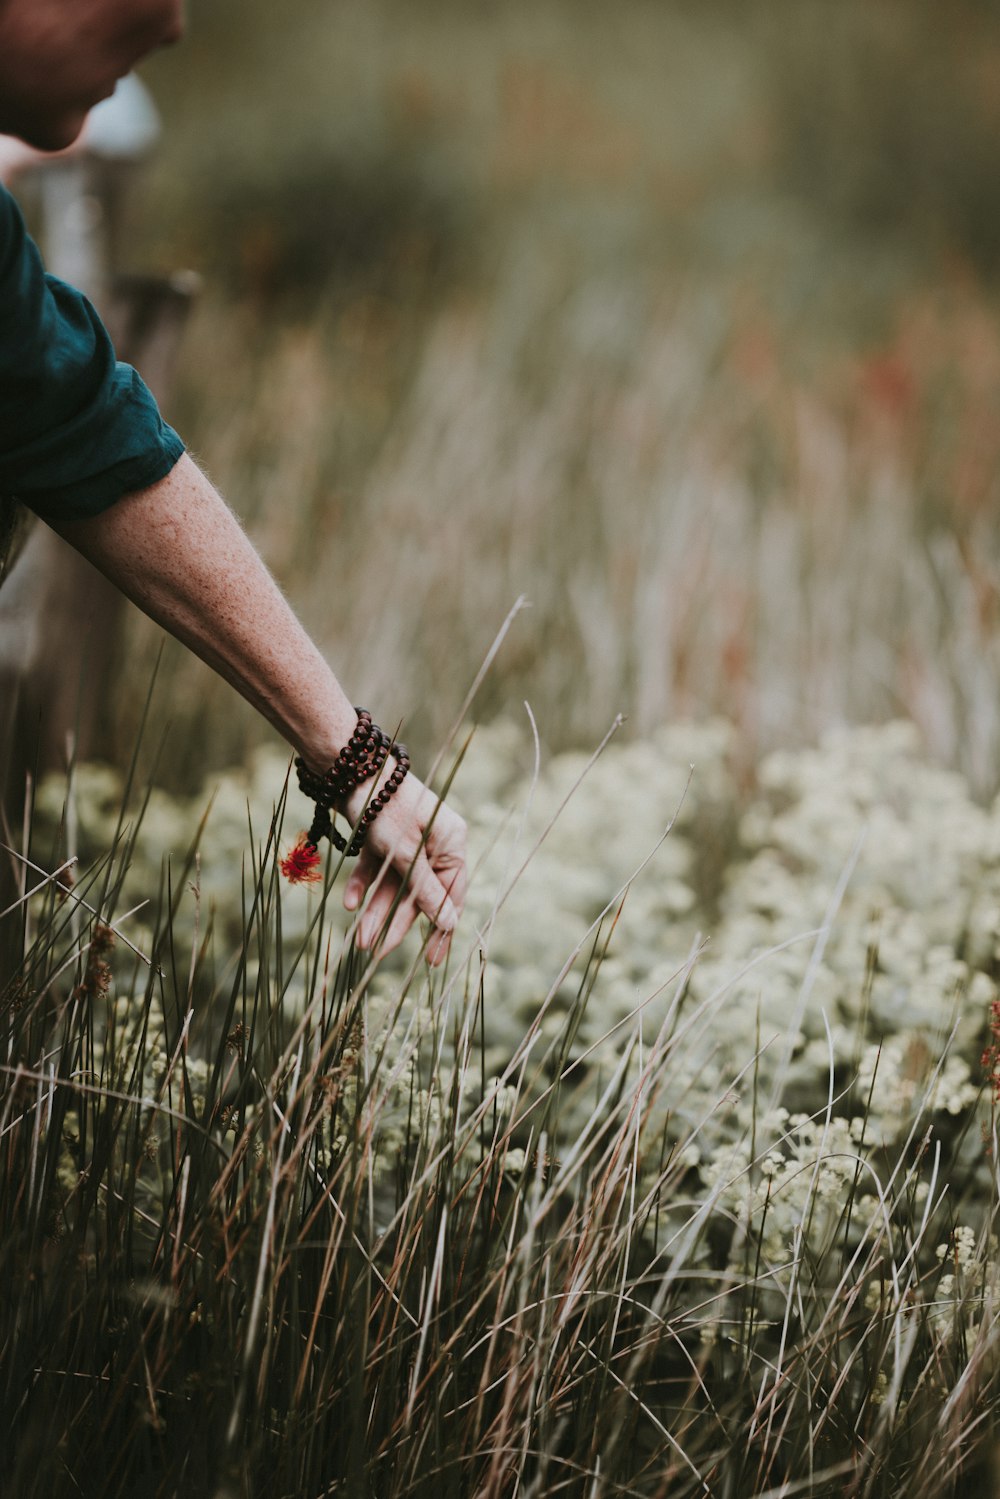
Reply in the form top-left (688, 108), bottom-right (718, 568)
top-left (5, 0), bottom-right (1000, 1493)
top-left (5, 710), bottom-right (1000, 1496)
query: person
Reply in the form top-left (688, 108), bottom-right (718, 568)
top-left (0, 0), bottom-right (467, 966)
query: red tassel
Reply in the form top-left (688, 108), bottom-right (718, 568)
top-left (281, 835), bottom-right (323, 885)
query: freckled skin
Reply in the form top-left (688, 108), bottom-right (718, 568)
top-left (2, 2), bottom-right (468, 963)
top-left (54, 464), bottom-right (468, 964)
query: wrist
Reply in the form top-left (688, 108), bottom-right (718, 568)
top-left (285, 709), bottom-right (411, 870)
top-left (343, 750), bottom-right (401, 823)
top-left (296, 705), bottom-right (367, 777)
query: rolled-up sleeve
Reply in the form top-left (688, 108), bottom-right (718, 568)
top-left (0, 185), bottom-right (184, 523)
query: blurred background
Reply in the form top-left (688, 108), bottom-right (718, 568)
top-left (93, 0), bottom-right (1000, 793)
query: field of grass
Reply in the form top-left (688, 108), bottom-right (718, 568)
top-left (6, 0), bottom-right (1000, 1492)
top-left (109, 0), bottom-right (1000, 797)
top-left (5, 711), bottom-right (1000, 1495)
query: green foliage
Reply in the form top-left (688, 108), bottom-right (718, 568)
top-left (112, 0), bottom-right (1000, 805)
top-left (139, 0), bottom-right (1000, 290)
top-left (758, 0), bottom-right (1000, 275)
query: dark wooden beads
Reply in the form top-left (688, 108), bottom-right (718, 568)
top-left (294, 709), bottom-right (410, 859)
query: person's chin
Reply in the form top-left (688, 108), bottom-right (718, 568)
top-left (19, 110), bottom-right (89, 154)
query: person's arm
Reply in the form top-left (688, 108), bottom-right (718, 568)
top-left (53, 453), bottom-right (467, 966)
top-left (0, 182), bottom-right (184, 515)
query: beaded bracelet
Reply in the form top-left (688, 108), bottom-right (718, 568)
top-left (280, 709), bottom-right (410, 883)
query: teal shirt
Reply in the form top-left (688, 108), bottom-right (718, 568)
top-left (0, 185), bottom-right (184, 523)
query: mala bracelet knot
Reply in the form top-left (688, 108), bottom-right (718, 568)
top-left (280, 709), bottom-right (410, 883)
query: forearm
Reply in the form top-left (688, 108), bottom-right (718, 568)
top-left (53, 453), bottom-right (357, 769)
top-left (53, 451), bottom-right (466, 960)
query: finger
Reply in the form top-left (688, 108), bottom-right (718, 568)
top-left (379, 892), bottom-right (422, 958)
top-left (358, 871), bottom-right (402, 948)
top-left (425, 816), bottom-right (467, 902)
top-left (425, 924), bottom-right (453, 968)
top-left (361, 857), bottom-right (449, 954)
top-left (379, 894), bottom-right (453, 967)
top-left (406, 853), bottom-right (460, 933)
top-left (433, 848), bottom-right (467, 917)
top-left (344, 845), bottom-right (382, 912)
top-left (363, 877), bottom-right (457, 966)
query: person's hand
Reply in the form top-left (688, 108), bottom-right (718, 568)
top-left (341, 767), bottom-right (467, 967)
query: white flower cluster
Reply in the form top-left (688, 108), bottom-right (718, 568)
top-left (700, 1108), bottom-right (870, 1265)
top-left (676, 724), bottom-right (996, 1137)
top-left (855, 1034), bottom-right (979, 1139)
top-left (930, 1225), bottom-right (1000, 1343)
top-left (34, 718), bottom-right (1000, 1267)
top-left (450, 718), bottom-right (735, 1075)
